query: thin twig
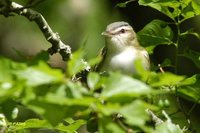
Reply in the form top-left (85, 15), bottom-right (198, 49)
top-left (158, 64), bottom-right (165, 73)
top-left (146, 109), bottom-right (163, 126)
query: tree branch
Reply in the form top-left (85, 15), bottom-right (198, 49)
top-left (0, 1), bottom-right (71, 61)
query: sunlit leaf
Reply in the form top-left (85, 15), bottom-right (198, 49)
top-left (177, 74), bottom-right (200, 102)
top-left (154, 111), bottom-right (183, 133)
top-left (65, 81), bottom-right (87, 98)
top-left (8, 118), bottom-right (85, 133)
top-left (56, 119), bottom-right (86, 133)
top-left (137, 20), bottom-right (173, 53)
top-left (101, 72), bottom-right (152, 102)
top-left (134, 59), bottom-right (150, 82)
top-left (119, 100), bottom-right (150, 126)
top-left (181, 2), bottom-right (196, 21)
top-left (88, 56), bottom-right (102, 68)
top-left (0, 57), bottom-right (26, 82)
top-left (67, 50), bottom-right (87, 77)
top-left (192, 0), bottom-right (200, 15)
top-left (0, 81), bottom-right (24, 104)
top-left (8, 119), bottom-right (51, 131)
top-left (138, 0), bottom-right (180, 20)
top-left (14, 61), bottom-right (63, 86)
top-left (177, 85), bottom-right (200, 102)
top-left (87, 72), bottom-right (100, 90)
top-left (179, 74), bottom-right (200, 86)
top-left (148, 72), bottom-right (185, 87)
top-left (138, 0), bottom-right (200, 22)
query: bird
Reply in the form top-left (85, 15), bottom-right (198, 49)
top-left (97, 21), bottom-right (150, 74)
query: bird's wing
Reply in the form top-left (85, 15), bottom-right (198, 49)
top-left (93, 47), bottom-right (107, 71)
top-left (141, 49), bottom-right (150, 70)
top-left (135, 45), bottom-right (150, 70)
top-left (142, 50), bottom-right (149, 61)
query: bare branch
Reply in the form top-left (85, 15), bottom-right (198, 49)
top-left (146, 109), bottom-right (163, 126)
top-left (0, 1), bottom-right (71, 61)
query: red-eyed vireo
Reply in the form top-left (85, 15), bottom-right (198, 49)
top-left (98, 21), bottom-right (150, 74)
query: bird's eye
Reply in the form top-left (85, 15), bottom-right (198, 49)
top-left (120, 29), bottom-right (125, 33)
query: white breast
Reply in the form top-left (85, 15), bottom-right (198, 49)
top-left (101, 47), bottom-right (140, 74)
top-left (110, 48), bottom-right (137, 73)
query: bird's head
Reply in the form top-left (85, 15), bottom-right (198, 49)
top-left (102, 21), bottom-right (138, 52)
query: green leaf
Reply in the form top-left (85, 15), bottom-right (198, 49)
top-left (97, 103), bottom-right (121, 116)
top-left (0, 82), bottom-right (23, 104)
top-left (67, 50), bottom-right (88, 76)
top-left (154, 111), bottom-right (183, 133)
top-left (180, 29), bottom-right (200, 39)
top-left (0, 57), bottom-right (26, 82)
top-left (134, 59), bottom-right (151, 82)
top-left (138, 0), bottom-right (180, 20)
top-left (155, 122), bottom-right (183, 133)
top-left (28, 50), bottom-right (49, 65)
top-left (56, 119), bottom-right (86, 133)
top-left (116, 0), bottom-right (135, 8)
top-left (65, 81), bottom-right (87, 98)
top-left (178, 74), bottom-right (199, 86)
top-left (119, 100), bottom-right (151, 126)
top-left (148, 72), bottom-right (185, 87)
top-left (15, 61), bottom-right (63, 86)
top-left (23, 84), bottom-right (95, 125)
top-left (87, 117), bottom-right (98, 132)
top-left (67, 49), bottom-right (102, 77)
top-left (137, 20), bottom-right (173, 53)
top-left (42, 82), bottom-right (89, 103)
top-left (8, 118), bottom-right (85, 133)
top-left (138, 0), bottom-right (200, 22)
top-left (183, 49), bottom-right (200, 68)
top-left (181, 2), bottom-right (196, 21)
top-left (192, 0), bottom-right (200, 15)
top-left (87, 72), bottom-right (100, 90)
top-left (45, 94), bottom-right (96, 107)
top-left (161, 58), bottom-right (173, 67)
top-left (177, 74), bottom-right (200, 102)
top-left (177, 85), bottom-right (200, 102)
top-left (88, 56), bottom-right (102, 68)
top-left (99, 117), bottom-right (125, 133)
top-left (24, 101), bottom-right (67, 126)
top-left (101, 72), bottom-right (152, 102)
top-left (8, 119), bottom-right (52, 131)
top-left (1, 100), bottom-right (18, 121)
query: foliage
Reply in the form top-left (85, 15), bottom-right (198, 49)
top-left (137, 19), bottom-right (174, 54)
top-left (0, 52), bottom-right (185, 132)
top-left (0, 0), bottom-right (200, 133)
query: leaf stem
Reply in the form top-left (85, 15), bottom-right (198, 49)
top-left (174, 20), bottom-right (181, 74)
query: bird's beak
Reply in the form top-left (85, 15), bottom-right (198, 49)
top-left (101, 31), bottom-right (112, 37)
